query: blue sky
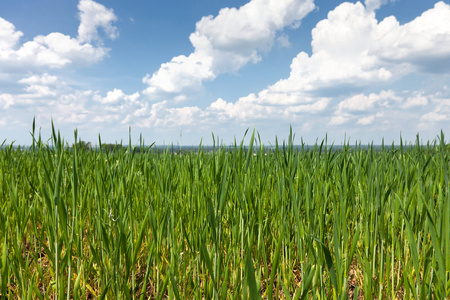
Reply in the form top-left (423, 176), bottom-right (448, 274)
top-left (1, 0), bottom-right (449, 146)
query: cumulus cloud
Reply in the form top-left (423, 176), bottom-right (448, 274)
top-left (18, 73), bottom-right (59, 85)
top-left (78, 0), bottom-right (118, 43)
top-left (0, 0), bottom-right (117, 72)
top-left (330, 90), bottom-right (401, 125)
top-left (229, 1), bottom-right (450, 117)
top-left (253, 2), bottom-right (392, 100)
top-left (337, 90), bottom-right (400, 112)
top-left (0, 73), bottom-right (88, 128)
top-left (326, 89), bottom-right (450, 137)
top-left (142, 53), bottom-right (214, 95)
top-left (329, 114), bottom-right (351, 126)
top-left (0, 18), bottom-right (23, 50)
top-left (419, 97), bottom-right (450, 124)
top-left (401, 93), bottom-right (428, 109)
top-left (373, 1), bottom-right (450, 73)
top-left (137, 0), bottom-right (450, 137)
top-left (205, 95), bottom-right (329, 123)
top-left (3, 73), bottom-right (70, 105)
top-left (357, 115), bottom-right (376, 125)
top-left (96, 88), bottom-right (140, 105)
top-left (123, 0), bottom-right (450, 134)
top-left (0, 72), bottom-right (148, 131)
top-left (228, 1), bottom-right (391, 110)
top-left (420, 111), bottom-right (447, 123)
top-left (143, 0), bottom-right (315, 98)
top-left (0, 93), bottom-right (14, 109)
top-left (15, 33), bottom-right (108, 68)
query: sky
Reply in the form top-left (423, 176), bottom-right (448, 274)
top-left (1, 0), bottom-right (450, 146)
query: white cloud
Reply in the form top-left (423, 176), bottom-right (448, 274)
top-left (101, 88), bottom-right (126, 104)
top-left (138, 0), bottom-right (450, 135)
top-left (419, 97), bottom-right (450, 127)
top-left (337, 90), bottom-right (400, 112)
top-left (401, 93), bottom-right (427, 108)
top-left (207, 96), bottom-right (329, 122)
top-left (0, 94), bottom-right (14, 109)
top-left (277, 33), bottom-right (291, 48)
top-left (136, 101), bottom-right (204, 128)
top-left (231, 1), bottom-right (450, 119)
top-left (0, 74), bottom-right (91, 129)
top-left (338, 94), bottom-right (377, 112)
top-left (77, 0), bottom-right (118, 43)
top-left (357, 115), bottom-right (375, 125)
top-left (0, 1), bottom-right (118, 134)
top-left (326, 89), bottom-right (450, 138)
top-left (234, 1), bottom-right (392, 108)
top-left (330, 90), bottom-right (402, 126)
top-left (97, 88), bottom-right (141, 105)
top-left (24, 84), bottom-right (57, 98)
top-left (135, 0), bottom-right (450, 135)
top-left (0, 73), bottom-right (148, 132)
top-left (271, 2), bottom-right (393, 96)
top-left (364, 0), bottom-right (390, 12)
top-left (373, 2), bottom-right (450, 73)
top-left (143, 0), bottom-right (315, 98)
top-left (329, 114), bottom-right (350, 126)
top-left (18, 73), bottom-right (59, 85)
top-left (0, 18), bottom-right (23, 50)
top-left (142, 52), bottom-right (215, 95)
top-left (2, 73), bottom-right (69, 105)
top-left (420, 111), bottom-right (448, 123)
top-left (208, 97), bottom-right (277, 121)
top-left (193, 0), bottom-right (314, 73)
top-left (0, 0), bottom-right (117, 72)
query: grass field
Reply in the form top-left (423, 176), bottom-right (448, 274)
top-left (0, 124), bottom-right (449, 299)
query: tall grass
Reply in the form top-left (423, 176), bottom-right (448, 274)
top-left (0, 124), bottom-right (449, 299)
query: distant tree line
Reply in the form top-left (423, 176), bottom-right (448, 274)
top-left (101, 143), bottom-right (124, 152)
top-left (71, 140), bottom-right (151, 153)
top-left (72, 140), bottom-right (91, 151)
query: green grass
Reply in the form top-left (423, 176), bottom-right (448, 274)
top-left (0, 124), bottom-right (449, 299)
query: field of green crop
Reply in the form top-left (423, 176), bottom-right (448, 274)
top-left (0, 125), bottom-right (449, 299)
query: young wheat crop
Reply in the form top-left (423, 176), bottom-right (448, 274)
top-left (0, 125), bottom-right (448, 299)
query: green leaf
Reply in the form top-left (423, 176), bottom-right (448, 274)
top-left (218, 159), bottom-right (229, 214)
top-left (245, 128), bottom-right (256, 174)
top-left (267, 225), bottom-right (284, 299)
top-left (169, 268), bottom-right (181, 300)
top-left (297, 265), bottom-right (315, 300)
top-left (200, 239), bottom-right (216, 288)
top-left (312, 235), bottom-right (339, 298)
top-left (133, 212), bottom-right (149, 265)
top-left (245, 250), bottom-right (259, 300)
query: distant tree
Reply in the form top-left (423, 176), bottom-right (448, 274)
top-left (101, 143), bottom-right (124, 152)
top-left (73, 140), bottom-right (91, 151)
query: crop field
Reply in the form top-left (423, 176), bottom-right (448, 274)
top-left (0, 125), bottom-right (449, 299)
